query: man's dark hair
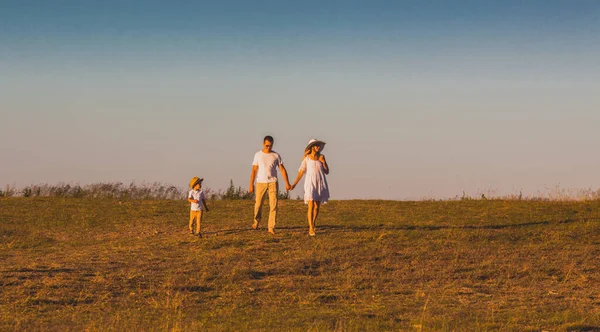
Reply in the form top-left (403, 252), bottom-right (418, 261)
top-left (263, 135), bottom-right (274, 143)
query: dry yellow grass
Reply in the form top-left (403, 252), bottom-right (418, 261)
top-left (1, 197), bottom-right (600, 331)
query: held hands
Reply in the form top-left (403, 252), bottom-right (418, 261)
top-left (285, 183), bottom-right (292, 191)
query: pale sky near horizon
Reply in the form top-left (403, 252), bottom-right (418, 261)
top-left (1, 1), bottom-right (599, 200)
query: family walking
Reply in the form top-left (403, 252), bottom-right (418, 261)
top-left (187, 135), bottom-right (330, 237)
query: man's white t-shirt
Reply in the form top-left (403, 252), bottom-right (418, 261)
top-left (188, 189), bottom-right (205, 211)
top-left (252, 150), bottom-right (283, 183)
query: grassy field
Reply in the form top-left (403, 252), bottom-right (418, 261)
top-left (1, 197), bottom-right (599, 331)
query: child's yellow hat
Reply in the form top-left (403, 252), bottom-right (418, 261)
top-left (189, 177), bottom-right (203, 188)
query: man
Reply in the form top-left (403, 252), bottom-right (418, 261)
top-left (249, 135), bottom-right (291, 234)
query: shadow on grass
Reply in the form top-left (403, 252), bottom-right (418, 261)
top-left (565, 326), bottom-right (600, 332)
top-left (27, 298), bottom-right (95, 306)
top-left (174, 286), bottom-right (214, 293)
top-left (2, 267), bottom-right (76, 274)
top-left (202, 218), bottom-right (592, 236)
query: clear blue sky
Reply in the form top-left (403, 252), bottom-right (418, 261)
top-left (1, 1), bottom-right (599, 199)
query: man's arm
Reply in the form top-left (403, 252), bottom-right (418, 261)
top-left (280, 164), bottom-right (292, 191)
top-left (201, 198), bottom-right (209, 212)
top-left (249, 165), bottom-right (258, 193)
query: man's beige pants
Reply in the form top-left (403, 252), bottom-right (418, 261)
top-left (254, 182), bottom-right (278, 230)
top-left (189, 210), bottom-right (203, 233)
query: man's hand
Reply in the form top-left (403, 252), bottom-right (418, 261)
top-left (285, 184), bottom-right (291, 191)
top-left (249, 184), bottom-right (254, 194)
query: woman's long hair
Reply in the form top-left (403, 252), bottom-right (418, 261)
top-left (303, 146), bottom-right (320, 161)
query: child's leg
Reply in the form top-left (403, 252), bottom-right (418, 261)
top-left (189, 210), bottom-right (196, 233)
top-left (196, 210), bottom-right (203, 234)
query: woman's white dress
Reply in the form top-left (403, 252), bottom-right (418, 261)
top-left (299, 157), bottom-right (330, 204)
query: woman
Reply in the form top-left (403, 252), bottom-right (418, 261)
top-left (291, 139), bottom-right (330, 236)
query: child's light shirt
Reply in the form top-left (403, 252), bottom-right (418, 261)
top-left (188, 189), bottom-right (205, 211)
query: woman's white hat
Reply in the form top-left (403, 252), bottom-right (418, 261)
top-left (305, 139), bottom-right (326, 152)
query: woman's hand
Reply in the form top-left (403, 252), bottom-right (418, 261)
top-left (319, 154), bottom-right (329, 174)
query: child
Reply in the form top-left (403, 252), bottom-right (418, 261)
top-left (188, 177), bottom-right (209, 237)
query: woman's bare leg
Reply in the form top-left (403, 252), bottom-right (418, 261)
top-left (307, 200), bottom-right (315, 235)
top-left (312, 201), bottom-right (321, 232)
